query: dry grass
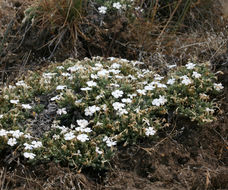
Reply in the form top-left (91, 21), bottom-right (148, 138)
top-left (119, 0), bottom-right (226, 66)
top-left (33, 0), bottom-right (87, 34)
top-left (0, 163), bottom-right (98, 190)
top-left (220, 0), bottom-right (228, 17)
top-left (25, 0), bottom-right (89, 58)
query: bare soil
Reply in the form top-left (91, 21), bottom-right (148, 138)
top-left (0, 0), bottom-right (227, 189)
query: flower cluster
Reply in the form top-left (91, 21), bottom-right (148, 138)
top-left (0, 57), bottom-right (223, 170)
top-left (0, 129), bottom-right (42, 160)
top-left (97, 0), bottom-right (137, 15)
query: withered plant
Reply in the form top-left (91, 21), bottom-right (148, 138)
top-left (23, 0), bottom-right (89, 58)
top-left (122, 0), bottom-right (218, 63)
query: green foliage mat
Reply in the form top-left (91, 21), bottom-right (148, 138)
top-left (0, 57), bottom-right (223, 170)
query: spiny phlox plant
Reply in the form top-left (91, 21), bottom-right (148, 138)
top-left (96, 0), bottom-right (137, 15)
top-left (0, 57), bottom-right (223, 170)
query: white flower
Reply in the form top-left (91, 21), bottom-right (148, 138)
top-left (143, 69), bottom-right (150, 75)
top-left (103, 136), bottom-right (117, 147)
top-left (112, 90), bottom-right (124, 98)
top-left (56, 85), bottom-right (67, 90)
top-left (185, 62), bottom-right (195, 70)
top-left (96, 94), bottom-right (104, 100)
top-left (81, 87), bottom-right (92, 91)
top-left (134, 106), bottom-right (140, 113)
top-left (59, 126), bottom-right (69, 134)
top-left (128, 93), bottom-right (137, 99)
top-left (205, 108), bottom-right (214, 113)
top-left (111, 63), bottom-right (121, 69)
top-left (108, 57), bottom-right (116, 61)
top-left (155, 82), bottom-right (167, 88)
top-left (31, 140), bottom-right (42, 148)
top-left (92, 66), bottom-right (101, 71)
top-left (7, 138), bottom-right (17, 146)
top-left (112, 102), bottom-right (127, 116)
top-left (82, 127), bottom-right (92, 133)
top-left (109, 69), bottom-right (121, 75)
top-left (97, 69), bottom-right (109, 77)
top-left (24, 133), bottom-right (32, 139)
top-left (167, 64), bottom-right (176, 69)
top-left (137, 89), bottom-right (146, 95)
top-left (192, 71), bottom-right (201, 78)
top-left (75, 126), bottom-right (92, 133)
top-left (23, 152), bottom-right (36, 159)
top-left (61, 73), bottom-right (71, 77)
top-left (140, 80), bottom-right (148, 84)
top-left (53, 134), bottom-right (60, 140)
top-left (10, 130), bottom-right (24, 138)
top-left (101, 104), bottom-right (107, 111)
top-left (77, 119), bottom-right (89, 128)
top-left (180, 75), bottom-right (192, 85)
top-left (145, 127), bottom-right (156, 136)
top-left (135, 6), bottom-right (140, 11)
top-left (75, 99), bottom-right (82, 104)
top-left (87, 81), bottom-right (97, 87)
top-left (43, 73), bottom-right (57, 79)
top-left (8, 85), bottom-right (16, 89)
top-left (24, 143), bottom-right (34, 150)
top-left (128, 75), bottom-right (137, 80)
top-left (106, 139), bottom-right (117, 147)
top-left (57, 108), bottom-right (67, 115)
top-left (152, 95), bottom-right (167, 106)
top-left (0, 114), bottom-right (3, 119)
top-left (95, 63), bottom-right (103, 68)
top-left (137, 73), bottom-right (144, 78)
top-left (117, 108), bottom-right (128, 116)
top-left (98, 6), bottom-right (107, 14)
top-left (0, 129), bottom-right (7, 136)
top-left (157, 95), bottom-right (167, 105)
top-left (67, 65), bottom-right (80, 72)
top-left (77, 134), bottom-right (89, 142)
top-left (103, 136), bottom-right (108, 142)
top-left (112, 102), bottom-right (125, 110)
top-left (152, 99), bottom-right (161, 107)
top-left (51, 123), bottom-right (60, 129)
top-left (120, 58), bottom-right (129, 63)
top-left (167, 78), bottom-right (175, 85)
top-left (16, 80), bottom-right (28, 88)
top-left (154, 74), bottom-right (164, 81)
top-left (213, 83), bottom-right (224, 91)
top-left (64, 132), bottom-right (76, 141)
top-left (131, 60), bottom-right (144, 66)
top-left (110, 83), bottom-right (120, 88)
top-left (51, 94), bottom-right (61, 101)
top-left (77, 150), bottom-right (81, 156)
top-left (85, 105), bottom-right (100, 116)
top-left (22, 104), bottom-right (32, 109)
top-left (113, 2), bottom-right (122, 9)
top-left (144, 85), bottom-right (155, 91)
top-left (57, 66), bottom-right (64, 69)
top-left (91, 74), bottom-right (98, 79)
top-left (121, 98), bottom-right (132, 104)
top-left (135, 6), bottom-right (144, 12)
top-left (10, 100), bottom-right (19, 104)
top-left (115, 75), bottom-right (124, 79)
top-left (96, 147), bottom-right (103, 154)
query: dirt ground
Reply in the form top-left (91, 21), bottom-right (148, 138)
top-left (0, 0), bottom-right (227, 189)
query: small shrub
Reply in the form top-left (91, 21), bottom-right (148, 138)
top-left (0, 57), bottom-right (223, 170)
